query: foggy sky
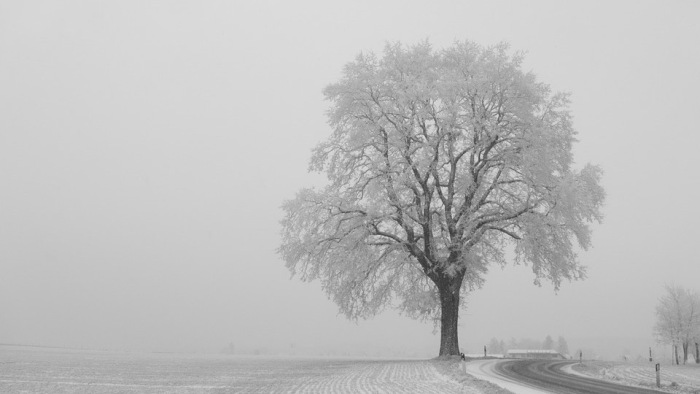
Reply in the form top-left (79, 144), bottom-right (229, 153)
top-left (1, 0), bottom-right (699, 358)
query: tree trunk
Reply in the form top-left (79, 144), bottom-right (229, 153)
top-left (673, 345), bottom-right (676, 365)
top-left (437, 277), bottom-right (461, 356)
top-left (674, 344), bottom-right (679, 365)
top-left (683, 342), bottom-right (689, 364)
top-left (695, 342), bottom-right (699, 364)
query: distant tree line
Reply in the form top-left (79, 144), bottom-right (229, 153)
top-left (654, 285), bottom-right (700, 364)
top-left (486, 335), bottom-right (569, 356)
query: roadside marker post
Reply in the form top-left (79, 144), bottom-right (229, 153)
top-left (655, 363), bottom-right (661, 388)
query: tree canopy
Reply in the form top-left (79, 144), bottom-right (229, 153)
top-left (279, 40), bottom-right (604, 355)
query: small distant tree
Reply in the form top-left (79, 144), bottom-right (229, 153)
top-left (654, 285), bottom-right (700, 364)
top-left (686, 291), bottom-right (700, 363)
top-left (557, 336), bottom-right (569, 356)
top-left (542, 335), bottom-right (554, 350)
top-left (280, 40), bottom-right (605, 356)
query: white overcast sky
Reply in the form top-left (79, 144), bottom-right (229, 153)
top-left (1, 0), bottom-right (699, 357)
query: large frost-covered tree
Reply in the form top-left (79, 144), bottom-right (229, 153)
top-left (279, 41), bottom-right (605, 356)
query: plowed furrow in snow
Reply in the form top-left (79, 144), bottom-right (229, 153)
top-left (285, 361), bottom-right (478, 394)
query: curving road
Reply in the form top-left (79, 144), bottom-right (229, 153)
top-left (466, 359), bottom-right (664, 394)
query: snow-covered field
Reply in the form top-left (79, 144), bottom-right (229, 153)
top-left (572, 361), bottom-right (700, 393)
top-left (0, 345), bottom-right (505, 393)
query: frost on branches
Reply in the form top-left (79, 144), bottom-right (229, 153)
top-left (654, 285), bottom-right (700, 364)
top-left (279, 41), bottom-right (605, 356)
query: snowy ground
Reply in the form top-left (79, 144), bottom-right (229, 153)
top-left (572, 361), bottom-right (700, 393)
top-left (0, 345), bottom-right (509, 393)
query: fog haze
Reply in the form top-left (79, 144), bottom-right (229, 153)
top-left (2, 1), bottom-right (699, 359)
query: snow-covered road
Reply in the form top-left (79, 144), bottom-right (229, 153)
top-left (464, 359), bottom-right (552, 394)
